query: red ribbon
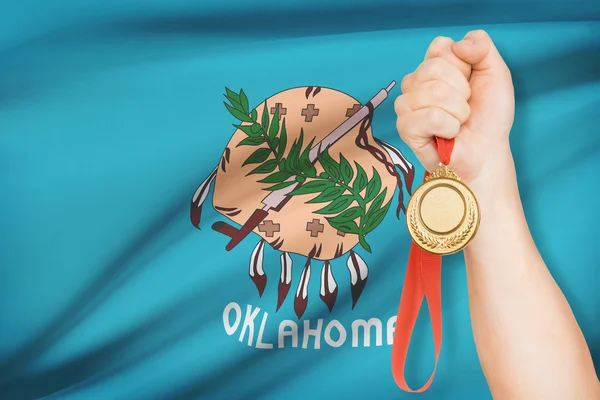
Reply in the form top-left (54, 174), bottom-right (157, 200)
top-left (391, 137), bottom-right (454, 392)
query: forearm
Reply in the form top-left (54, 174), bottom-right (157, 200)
top-left (464, 151), bottom-right (599, 399)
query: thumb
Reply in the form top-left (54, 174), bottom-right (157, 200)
top-left (452, 30), bottom-right (509, 76)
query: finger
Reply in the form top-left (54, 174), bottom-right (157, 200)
top-left (401, 57), bottom-right (471, 100)
top-left (397, 80), bottom-right (471, 124)
top-left (452, 30), bottom-right (510, 77)
top-left (397, 107), bottom-right (461, 144)
top-left (396, 108), bottom-right (460, 171)
top-left (425, 36), bottom-right (472, 80)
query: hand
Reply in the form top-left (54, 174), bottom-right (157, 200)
top-left (395, 30), bottom-right (515, 193)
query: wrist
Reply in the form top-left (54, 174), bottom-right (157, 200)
top-left (463, 148), bottom-right (536, 267)
top-left (466, 147), bottom-right (518, 207)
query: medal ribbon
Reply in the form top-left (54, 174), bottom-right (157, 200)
top-left (391, 137), bottom-right (454, 392)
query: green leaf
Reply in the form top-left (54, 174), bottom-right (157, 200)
top-left (315, 195), bottom-right (354, 214)
top-left (277, 120), bottom-right (288, 160)
top-left (306, 186), bottom-right (345, 204)
top-left (299, 137), bottom-right (314, 163)
top-left (235, 123), bottom-right (262, 138)
top-left (268, 108), bottom-right (279, 140)
top-left (358, 235), bottom-right (372, 253)
top-left (329, 207), bottom-right (363, 223)
top-left (271, 137), bottom-right (279, 152)
top-left (279, 158), bottom-right (287, 171)
top-left (239, 89), bottom-right (249, 114)
top-left (258, 171), bottom-right (293, 184)
top-left (237, 136), bottom-right (266, 147)
top-left (263, 180), bottom-right (297, 191)
top-left (243, 148), bottom-right (271, 166)
top-left (299, 138), bottom-right (317, 178)
top-left (367, 187), bottom-right (388, 219)
top-left (224, 88), bottom-right (244, 112)
top-left (251, 109), bottom-right (258, 121)
top-left (364, 200), bottom-right (392, 233)
top-left (317, 146), bottom-right (340, 181)
top-left (364, 168), bottom-right (382, 203)
top-left (261, 102), bottom-right (270, 132)
top-left (339, 154), bottom-right (354, 184)
top-left (289, 179), bottom-right (334, 196)
top-left (224, 95), bottom-right (244, 112)
top-left (225, 87), bottom-right (240, 102)
top-left (300, 159), bottom-right (317, 178)
top-left (286, 140), bottom-right (299, 174)
top-left (287, 130), bottom-right (304, 175)
top-left (353, 162), bottom-right (368, 193)
top-left (224, 102), bottom-right (253, 123)
top-left (326, 218), bottom-right (360, 234)
top-left (248, 159), bottom-right (278, 175)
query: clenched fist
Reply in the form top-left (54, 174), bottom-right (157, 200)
top-left (395, 30), bottom-right (515, 192)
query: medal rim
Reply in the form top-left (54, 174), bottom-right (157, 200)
top-left (406, 173), bottom-right (480, 255)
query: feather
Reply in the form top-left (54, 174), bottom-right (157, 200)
top-left (319, 261), bottom-right (338, 312)
top-left (276, 252), bottom-right (293, 311)
top-left (249, 240), bottom-right (267, 297)
top-left (294, 259), bottom-right (311, 319)
top-left (190, 166), bottom-right (218, 229)
top-left (346, 251), bottom-right (369, 309)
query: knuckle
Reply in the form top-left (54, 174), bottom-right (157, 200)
top-left (463, 81), bottom-right (472, 99)
top-left (394, 95), bottom-right (406, 115)
top-left (466, 29), bottom-right (491, 43)
top-left (400, 73), bottom-right (412, 93)
top-left (428, 81), bottom-right (449, 103)
top-left (422, 57), bottom-right (449, 80)
top-left (460, 101), bottom-right (471, 123)
top-left (472, 29), bottom-right (490, 39)
top-left (429, 36), bottom-right (453, 56)
top-left (449, 115), bottom-right (461, 134)
top-left (428, 108), bottom-right (448, 131)
top-left (396, 117), bottom-right (409, 140)
top-left (396, 116), bottom-right (416, 141)
top-left (422, 59), bottom-right (441, 79)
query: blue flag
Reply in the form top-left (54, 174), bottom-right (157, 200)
top-left (1, 1), bottom-right (599, 399)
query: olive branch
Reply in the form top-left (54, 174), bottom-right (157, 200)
top-left (223, 87), bottom-right (392, 252)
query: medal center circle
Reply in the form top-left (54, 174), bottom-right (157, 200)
top-left (419, 184), bottom-right (465, 234)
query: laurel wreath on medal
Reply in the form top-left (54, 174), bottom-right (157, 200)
top-left (409, 192), bottom-right (477, 251)
top-left (222, 87), bottom-right (396, 252)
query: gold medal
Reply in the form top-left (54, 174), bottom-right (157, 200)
top-left (406, 164), bottom-right (480, 255)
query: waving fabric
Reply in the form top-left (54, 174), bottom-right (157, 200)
top-left (0, 1), bottom-right (599, 399)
